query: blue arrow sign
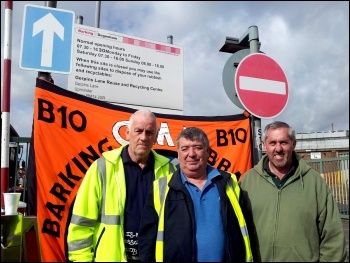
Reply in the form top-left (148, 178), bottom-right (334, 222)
top-left (20, 4), bottom-right (75, 74)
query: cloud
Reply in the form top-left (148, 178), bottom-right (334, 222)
top-left (1, 1), bottom-right (349, 138)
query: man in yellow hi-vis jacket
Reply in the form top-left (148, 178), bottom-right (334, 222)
top-left (67, 109), bottom-right (176, 262)
top-left (139, 127), bottom-right (253, 262)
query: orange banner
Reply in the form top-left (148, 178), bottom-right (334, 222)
top-left (28, 78), bottom-right (252, 261)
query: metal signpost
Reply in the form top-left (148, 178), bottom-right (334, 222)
top-left (220, 26), bottom-right (263, 164)
top-left (221, 26), bottom-right (289, 164)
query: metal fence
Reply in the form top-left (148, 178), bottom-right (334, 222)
top-left (8, 137), bottom-right (31, 203)
top-left (306, 157), bottom-right (349, 219)
top-left (8, 137), bottom-right (350, 218)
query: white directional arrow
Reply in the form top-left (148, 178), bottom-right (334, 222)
top-left (33, 12), bottom-right (64, 67)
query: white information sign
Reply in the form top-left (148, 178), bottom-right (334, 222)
top-left (311, 152), bottom-right (322, 159)
top-left (68, 24), bottom-right (184, 110)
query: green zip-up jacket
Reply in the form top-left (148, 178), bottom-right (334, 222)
top-left (67, 146), bottom-right (175, 262)
top-left (239, 153), bottom-right (347, 262)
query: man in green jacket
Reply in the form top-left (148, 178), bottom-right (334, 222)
top-left (240, 121), bottom-right (347, 262)
top-left (67, 109), bottom-right (175, 262)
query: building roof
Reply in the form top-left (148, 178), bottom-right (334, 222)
top-left (295, 130), bottom-right (349, 151)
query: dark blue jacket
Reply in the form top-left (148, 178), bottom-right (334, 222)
top-left (138, 169), bottom-right (248, 262)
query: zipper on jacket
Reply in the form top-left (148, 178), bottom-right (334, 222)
top-left (93, 227), bottom-right (106, 260)
top-left (272, 189), bottom-right (282, 260)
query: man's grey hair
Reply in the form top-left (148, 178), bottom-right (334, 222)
top-left (262, 121), bottom-right (296, 142)
top-left (127, 109), bottom-right (157, 130)
top-left (176, 127), bottom-right (210, 150)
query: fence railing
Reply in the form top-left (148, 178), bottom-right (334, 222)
top-left (8, 137), bottom-right (350, 219)
top-left (305, 157), bottom-right (349, 219)
top-left (9, 137), bottom-right (31, 203)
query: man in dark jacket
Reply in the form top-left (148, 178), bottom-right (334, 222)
top-left (138, 127), bottom-right (253, 262)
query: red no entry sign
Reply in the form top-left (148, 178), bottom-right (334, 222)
top-left (235, 53), bottom-right (289, 119)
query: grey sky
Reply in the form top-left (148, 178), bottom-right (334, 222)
top-left (1, 1), bottom-right (349, 137)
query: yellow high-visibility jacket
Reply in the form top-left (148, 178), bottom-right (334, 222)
top-left (67, 146), bottom-right (175, 262)
top-left (139, 168), bottom-right (253, 262)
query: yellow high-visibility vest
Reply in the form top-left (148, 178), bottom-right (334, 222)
top-left (153, 173), bottom-right (253, 262)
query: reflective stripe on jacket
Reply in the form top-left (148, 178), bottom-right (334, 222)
top-left (67, 146), bottom-right (175, 262)
top-left (153, 173), bottom-right (253, 262)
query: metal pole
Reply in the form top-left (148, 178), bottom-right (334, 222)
top-left (38, 1), bottom-right (57, 81)
top-left (77, 15), bottom-right (83, 24)
top-left (95, 1), bottom-right (101, 28)
top-left (46, 1), bottom-right (57, 7)
top-left (167, 35), bottom-right (173, 44)
top-left (248, 26), bottom-right (262, 164)
top-left (1, 1), bottom-right (13, 209)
